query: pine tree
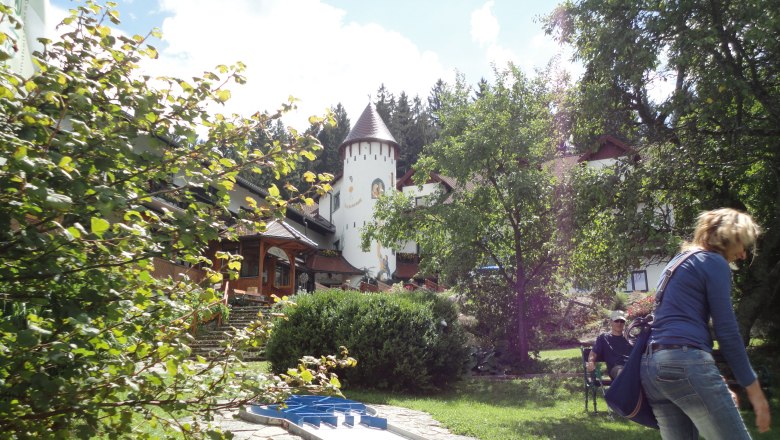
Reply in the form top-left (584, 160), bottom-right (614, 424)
top-left (314, 103), bottom-right (351, 176)
top-left (375, 84), bottom-right (395, 123)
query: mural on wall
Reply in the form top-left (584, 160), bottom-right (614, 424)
top-left (345, 176), bottom-right (362, 208)
top-left (375, 242), bottom-right (391, 281)
top-left (371, 178), bottom-right (385, 199)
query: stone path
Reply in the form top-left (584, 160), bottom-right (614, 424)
top-left (212, 404), bottom-right (478, 440)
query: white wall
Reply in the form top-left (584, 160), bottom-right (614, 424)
top-left (2, 0), bottom-right (48, 77)
top-left (334, 140), bottom-right (397, 281)
top-left (398, 181), bottom-right (443, 253)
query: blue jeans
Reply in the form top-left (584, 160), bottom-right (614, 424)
top-left (640, 346), bottom-right (751, 440)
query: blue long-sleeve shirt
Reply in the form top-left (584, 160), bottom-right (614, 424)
top-left (649, 250), bottom-right (757, 387)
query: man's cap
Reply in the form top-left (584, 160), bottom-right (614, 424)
top-left (610, 310), bottom-right (627, 322)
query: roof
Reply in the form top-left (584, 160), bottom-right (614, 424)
top-left (577, 135), bottom-right (638, 162)
top-left (396, 169), bottom-right (461, 191)
top-left (338, 103), bottom-right (398, 157)
top-left (263, 221), bottom-right (319, 248)
top-left (236, 220), bottom-right (319, 249)
top-left (235, 176), bottom-right (335, 234)
top-left (305, 253), bottom-right (365, 275)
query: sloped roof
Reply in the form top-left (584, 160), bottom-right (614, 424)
top-left (235, 220), bottom-right (319, 249)
top-left (577, 135), bottom-right (638, 162)
top-left (338, 103), bottom-right (398, 156)
top-left (305, 253), bottom-right (364, 275)
top-left (262, 221), bottom-right (319, 248)
top-left (396, 169), bottom-right (462, 191)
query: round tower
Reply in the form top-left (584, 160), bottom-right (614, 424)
top-left (335, 103), bottom-right (398, 282)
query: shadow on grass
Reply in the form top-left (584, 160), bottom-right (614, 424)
top-left (346, 377), bottom-right (585, 408)
top-left (450, 377), bottom-right (583, 408)
top-left (498, 416), bottom-right (662, 440)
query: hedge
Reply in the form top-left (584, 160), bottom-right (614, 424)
top-left (265, 289), bottom-right (469, 392)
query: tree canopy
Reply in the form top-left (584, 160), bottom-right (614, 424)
top-left (0, 2), bottom-right (348, 437)
top-left (547, 0), bottom-right (780, 341)
top-left (364, 66), bottom-right (570, 362)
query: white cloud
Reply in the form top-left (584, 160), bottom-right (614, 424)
top-left (469, 1), bottom-right (519, 76)
top-left (470, 1), bottom-right (499, 47)
top-left (140, 0), bottom-right (451, 129)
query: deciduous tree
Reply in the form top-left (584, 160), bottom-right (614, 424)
top-left (364, 66), bottom-right (568, 363)
top-left (0, 2), bottom-right (346, 437)
top-left (548, 0), bottom-right (780, 342)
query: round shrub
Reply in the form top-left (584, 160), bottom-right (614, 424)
top-left (265, 289), bottom-right (469, 392)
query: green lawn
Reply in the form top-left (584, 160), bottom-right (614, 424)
top-left (344, 378), bottom-right (662, 440)
top-left (97, 348), bottom-right (777, 439)
top-left (337, 346), bottom-right (778, 440)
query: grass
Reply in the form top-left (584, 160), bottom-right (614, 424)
top-left (88, 347), bottom-right (779, 439)
top-left (340, 346), bottom-right (779, 440)
top-left (344, 378), bottom-right (662, 440)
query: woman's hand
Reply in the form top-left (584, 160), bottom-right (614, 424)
top-left (746, 380), bottom-right (771, 433)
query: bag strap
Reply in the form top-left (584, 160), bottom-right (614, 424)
top-left (654, 249), bottom-right (704, 306)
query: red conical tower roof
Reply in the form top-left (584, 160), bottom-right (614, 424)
top-left (338, 103), bottom-right (398, 159)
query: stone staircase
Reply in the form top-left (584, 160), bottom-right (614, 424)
top-left (189, 304), bottom-right (272, 362)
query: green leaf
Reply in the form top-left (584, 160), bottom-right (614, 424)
top-left (16, 330), bottom-right (38, 347)
top-left (215, 89), bottom-right (231, 103)
top-left (58, 155), bottom-right (75, 172)
top-left (13, 146), bottom-right (27, 159)
top-left (66, 226), bottom-right (82, 239)
top-left (91, 217), bottom-right (110, 236)
top-left (166, 359), bottom-right (178, 376)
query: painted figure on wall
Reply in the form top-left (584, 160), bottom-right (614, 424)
top-left (371, 178), bottom-right (385, 199)
top-left (376, 242), bottom-right (391, 281)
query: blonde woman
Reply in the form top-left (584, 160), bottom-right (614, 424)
top-left (641, 208), bottom-right (771, 439)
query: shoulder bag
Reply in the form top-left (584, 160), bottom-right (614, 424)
top-left (604, 249), bottom-right (702, 429)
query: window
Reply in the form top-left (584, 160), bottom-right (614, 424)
top-left (626, 270), bottom-right (649, 292)
top-left (332, 192), bottom-right (340, 212)
top-left (415, 196), bottom-right (426, 207)
top-left (239, 243), bottom-right (259, 277)
top-left (275, 262), bottom-right (290, 287)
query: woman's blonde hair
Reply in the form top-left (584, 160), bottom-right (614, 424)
top-left (684, 208), bottom-right (761, 256)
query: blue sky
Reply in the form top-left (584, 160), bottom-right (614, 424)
top-left (49, 0), bottom-right (576, 128)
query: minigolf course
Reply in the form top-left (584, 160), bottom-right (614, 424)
top-left (239, 395), bottom-right (428, 440)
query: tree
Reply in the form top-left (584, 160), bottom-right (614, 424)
top-left (0, 3), bottom-right (348, 437)
top-left (313, 103), bottom-right (350, 176)
top-left (364, 66), bottom-right (568, 363)
top-left (374, 83), bottom-right (395, 123)
top-left (427, 78), bottom-right (446, 127)
top-left (547, 0), bottom-right (780, 342)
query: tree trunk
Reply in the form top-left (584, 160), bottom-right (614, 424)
top-left (514, 273), bottom-right (530, 364)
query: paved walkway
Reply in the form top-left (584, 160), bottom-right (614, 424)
top-left (212, 404), bottom-right (478, 440)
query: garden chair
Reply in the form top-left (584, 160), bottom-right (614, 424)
top-left (580, 346), bottom-right (613, 415)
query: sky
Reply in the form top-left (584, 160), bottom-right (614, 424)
top-left (47, 0), bottom-right (578, 129)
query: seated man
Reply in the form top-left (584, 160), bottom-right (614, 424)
top-left (587, 310), bottom-right (633, 379)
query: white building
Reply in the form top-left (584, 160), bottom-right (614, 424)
top-left (1, 0), bottom-right (47, 77)
top-left (319, 103), bottom-right (398, 282)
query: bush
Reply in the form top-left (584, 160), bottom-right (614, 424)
top-left (265, 289), bottom-right (469, 392)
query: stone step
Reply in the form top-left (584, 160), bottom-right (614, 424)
top-left (189, 305), bottom-right (273, 361)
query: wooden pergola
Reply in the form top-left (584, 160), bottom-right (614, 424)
top-left (215, 221), bottom-right (318, 301)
